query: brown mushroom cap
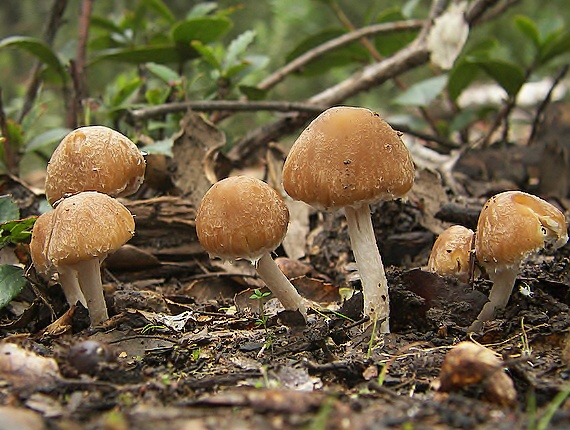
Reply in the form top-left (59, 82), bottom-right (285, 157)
top-left (282, 106), bottom-right (415, 210)
top-left (45, 126), bottom-right (146, 206)
top-left (195, 176), bottom-right (289, 262)
top-left (476, 191), bottom-right (568, 271)
top-left (428, 225), bottom-right (474, 282)
top-left (37, 191), bottom-right (135, 267)
top-left (30, 210), bottom-right (56, 275)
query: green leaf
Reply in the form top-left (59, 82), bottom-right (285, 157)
top-left (25, 128), bottom-right (70, 152)
top-left (448, 61), bottom-right (480, 101)
top-left (191, 41), bottom-right (221, 70)
top-left (224, 30), bottom-right (256, 70)
top-left (141, 0), bottom-right (176, 24)
top-left (0, 196), bottom-right (19, 224)
top-left (111, 77), bottom-right (144, 107)
top-left (374, 8), bottom-right (418, 57)
top-left (0, 36), bottom-right (67, 81)
top-left (188, 2), bottom-right (218, 18)
top-left (539, 30), bottom-right (570, 64)
top-left (473, 59), bottom-right (526, 97)
top-left (514, 15), bottom-right (541, 48)
top-left (142, 139), bottom-right (173, 157)
top-left (146, 63), bottom-right (181, 84)
top-left (394, 75), bottom-right (448, 107)
top-left (239, 85), bottom-right (267, 100)
top-left (92, 45), bottom-right (189, 64)
top-left (0, 217), bottom-right (36, 247)
top-left (171, 16), bottom-right (232, 45)
top-left (0, 265), bottom-right (27, 309)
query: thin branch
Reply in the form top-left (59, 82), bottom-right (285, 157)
top-left (527, 64), bottom-right (569, 146)
top-left (18, 0), bottom-right (68, 123)
top-left (257, 20), bottom-right (424, 92)
top-left (128, 100), bottom-right (327, 121)
top-left (68, 0), bottom-right (94, 128)
top-left (227, 0), bottom-right (504, 166)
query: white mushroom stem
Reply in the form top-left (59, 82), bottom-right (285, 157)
top-left (345, 204), bottom-right (390, 333)
top-left (255, 252), bottom-right (307, 321)
top-left (71, 258), bottom-right (109, 326)
top-left (469, 266), bottom-right (519, 332)
top-left (57, 265), bottom-right (87, 307)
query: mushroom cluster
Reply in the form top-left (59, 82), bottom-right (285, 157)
top-left (31, 126), bottom-right (145, 326)
top-left (469, 191), bottom-right (568, 331)
top-left (283, 106), bottom-right (415, 333)
top-left (427, 191), bottom-right (568, 331)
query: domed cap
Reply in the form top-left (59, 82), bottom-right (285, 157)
top-left (45, 126), bottom-right (146, 206)
top-left (30, 210), bottom-right (56, 275)
top-left (476, 191), bottom-right (568, 271)
top-left (195, 176), bottom-right (289, 262)
top-left (43, 191), bottom-right (135, 267)
top-left (283, 106), bottom-right (415, 211)
top-left (428, 225), bottom-right (474, 283)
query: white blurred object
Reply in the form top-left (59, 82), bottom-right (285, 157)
top-left (427, 1), bottom-right (469, 70)
top-left (458, 78), bottom-right (568, 107)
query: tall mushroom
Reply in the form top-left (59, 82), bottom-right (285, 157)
top-left (30, 191), bottom-right (135, 326)
top-left (283, 106), bottom-right (415, 333)
top-left (469, 191), bottom-right (568, 331)
top-left (195, 176), bottom-right (307, 321)
top-left (428, 225), bottom-right (474, 283)
top-left (45, 125), bottom-right (146, 206)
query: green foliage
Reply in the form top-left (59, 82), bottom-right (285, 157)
top-left (285, 28), bottom-right (369, 76)
top-left (0, 196), bottom-right (31, 311)
top-left (0, 36), bottom-right (68, 82)
top-left (393, 75), bottom-right (448, 107)
top-left (0, 196), bottom-right (35, 248)
top-left (0, 264), bottom-right (27, 310)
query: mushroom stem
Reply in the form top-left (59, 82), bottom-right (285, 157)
top-left (345, 204), bottom-right (390, 333)
top-left (255, 252), bottom-right (307, 321)
top-left (57, 265), bottom-right (87, 307)
top-left (469, 266), bottom-right (519, 332)
top-left (73, 258), bottom-right (109, 326)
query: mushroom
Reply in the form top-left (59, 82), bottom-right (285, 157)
top-left (45, 125), bottom-right (146, 206)
top-left (30, 191), bottom-right (135, 325)
top-left (282, 106), bottom-right (414, 332)
top-left (469, 191), bottom-right (568, 331)
top-left (195, 176), bottom-right (307, 321)
top-left (427, 225), bottom-right (474, 283)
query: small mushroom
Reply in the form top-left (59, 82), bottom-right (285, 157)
top-left (195, 176), bottom-right (307, 321)
top-left (282, 106), bottom-right (414, 332)
top-left (469, 191), bottom-right (568, 331)
top-left (45, 125), bottom-right (146, 206)
top-left (437, 341), bottom-right (516, 407)
top-left (428, 225), bottom-right (474, 283)
top-left (30, 191), bottom-right (135, 326)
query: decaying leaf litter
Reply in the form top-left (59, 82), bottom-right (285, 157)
top-left (1, 103), bottom-right (570, 429)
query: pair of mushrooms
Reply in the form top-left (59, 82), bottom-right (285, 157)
top-left (196, 106), bottom-right (414, 331)
top-left (428, 191), bottom-right (568, 331)
top-left (30, 126), bottom-right (146, 326)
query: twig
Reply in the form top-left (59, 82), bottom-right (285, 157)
top-left (128, 100), bottom-right (326, 121)
top-left (527, 64), bottom-right (569, 146)
top-left (18, 0), bottom-right (68, 123)
top-left (67, 0), bottom-right (94, 128)
top-left (257, 20), bottom-right (424, 92)
top-left (0, 88), bottom-right (17, 173)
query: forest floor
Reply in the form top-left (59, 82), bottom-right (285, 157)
top-left (1, 108), bottom-right (570, 429)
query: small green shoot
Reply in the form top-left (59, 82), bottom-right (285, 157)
top-left (250, 288), bottom-right (273, 353)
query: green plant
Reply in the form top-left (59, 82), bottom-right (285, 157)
top-left (0, 195), bottom-right (33, 310)
top-left (250, 288), bottom-right (274, 352)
